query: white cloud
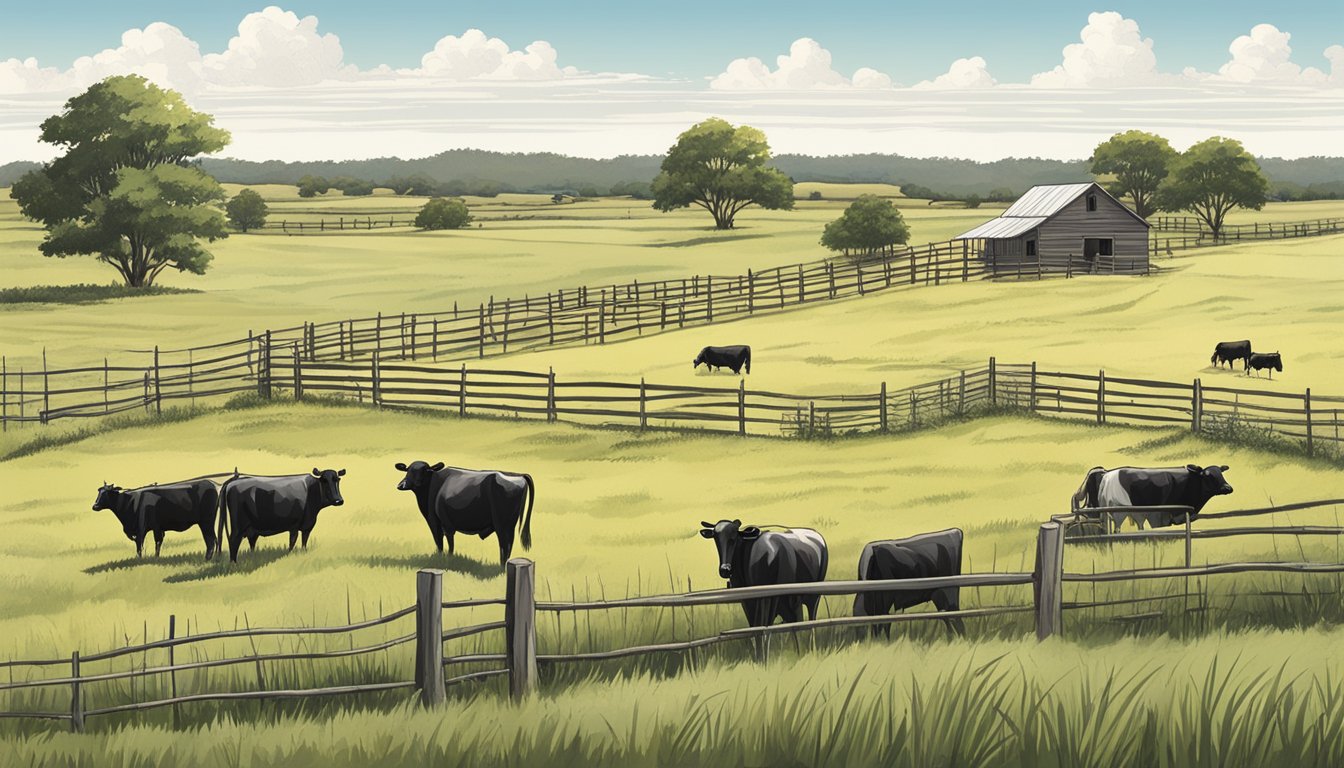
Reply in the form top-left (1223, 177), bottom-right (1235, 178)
top-left (1208, 24), bottom-right (1327, 84)
top-left (710, 38), bottom-right (894, 90)
top-left (1031, 12), bottom-right (1162, 88)
top-left (1327, 45), bottom-right (1344, 84)
top-left (914, 56), bottom-right (996, 90)
top-left (67, 22), bottom-right (206, 92)
top-left (406, 29), bottom-right (577, 80)
top-left (0, 57), bottom-right (65, 93)
top-left (202, 6), bottom-right (352, 87)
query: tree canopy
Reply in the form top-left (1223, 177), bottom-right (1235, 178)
top-left (414, 197), bottom-right (472, 230)
top-left (820, 195), bottom-right (910, 258)
top-left (225, 188), bottom-right (269, 232)
top-left (12, 75), bottom-right (230, 288)
top-left (1090, 131), bottom-right (1177, 219)
top-left (651, 118), bottom-right (793, 229)
top-left (1157, 137), bottom-right (1269, 237)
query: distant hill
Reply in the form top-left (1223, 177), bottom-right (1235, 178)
top-left (4, 151), bottom-right (1342, 200)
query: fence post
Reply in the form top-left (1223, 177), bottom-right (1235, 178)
top-left (264, 331), bottom-right (274, 399)
top-left (152, 346), bottom-right (162, 415)
top-left (371, 354), bottom-right (381, 408)
top-left (1029, 362), bottom-right (1038, 412)
top-left (478, 305), bottom-right (486, 359)
top-left (738, 379), bottom-right (747, 436)
top-left (1192, 379), bottom-right (1203, 433)
top-left (962, 240), bottom-right (969, 282)
top-left (40, 348), bottom-right (50, 424)
top-left (639, 377), bottom-right (647, 430)
top-left (459, 365), bottom-right (467, 418)
top-left (958, 371), bottom-right (966, 415)
top-left (988, 356), bottom-right (997, 406)
top-left (1033, 522), bottom-right (1063, 640)
top-left (1096, 369), bottom-right (1105, 424)
top-left (415, 569), bottom-right (446, 707)
top-left (547, 367), bottom-right (556, 422)
top-left (707, 276), bottom-right (714, 322)
top-left (879, 381), bottom-right (888, 432)
top-left (168, 614), bottom-right (178, 728)
top-left (1, 356), bottom-right (6, 432)
top-left (747, 269), bottom-right (755, 313)
top-left (292, 343), bottom-right (303, 400)
top-left (70, 651), bottom-right (83, 733)
top-left (505, 559), bottom-right (537, 699)
top-left (1305, 388), bottom-right (1314, 457)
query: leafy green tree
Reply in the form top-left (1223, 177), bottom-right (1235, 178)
top-left (820, 195), bottom-right (910, 258)
top-left (12, 75), bottom-right (229, 288)
top-left (1157, 137), bottom-right (1269, 238)
top-left (225, 188), bottom-right (268, 232)
top-left (807, 190), bottom-right (823, 201)
top-left (963, 194), bottom-right (982, 209)
top-left (1090, 130), bottom-right (1177, 219)
top-left (414, 197), bottom-right (472, 230)
top-left (297, 175), bottom-right (330, 198)
top-left (651, 118), bottom-right (794, 229)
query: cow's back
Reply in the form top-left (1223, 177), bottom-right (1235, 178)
top-left (140, 480), bottom-right (217, 528)
top-left (748, 529), bottom-right (827, 585)
top-left (1099, 467), bottom-right (1187, 507)
top-left (226, 476), bottom-right (311, 530)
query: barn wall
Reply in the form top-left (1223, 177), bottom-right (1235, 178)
top-left (1037, 188), bottom-right (1149, 273)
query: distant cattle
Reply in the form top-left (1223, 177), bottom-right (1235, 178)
top-left (1211, 340), bottom-right (1252, 370)
top-left (853, 529), bottom-right (966, 637)
top-left (394, 461), bottom-right (535, 565)
top-left (1073, 464), bottom-right (1233, 528)
top-left (699, 520), bottom-right (827, 626)
top-left (1247, 352), bottom-right (1283, 378)
top-left (693, 345), bottom-right (752, 374)
top-left (92, 480), bottom-right (219, 559)
top-left (218, 469), bottom-right (346, 563)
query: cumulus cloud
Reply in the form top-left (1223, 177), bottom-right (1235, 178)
top-left (0, 57), bottom-right (65, 93)
top-left (407, 29), bottom-right (577, 80)
top-left (1205, 24), bottom-right (1328, 84)
top-left (202, 6), bottom-right (352, 87)
top-left (1327, 45), bottom-right (1344, 84)
top-left (710, 38), bottom-right (893, 90)
top-left (1031, 11), bottom-right (1162, 87)
top-left (66, 22), bottom-right (206, 92)
top-left (914, 56), bottom-right (996, 90)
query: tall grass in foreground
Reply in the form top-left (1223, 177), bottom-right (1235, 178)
top-left (8, 629), bottom-right (1344, 767)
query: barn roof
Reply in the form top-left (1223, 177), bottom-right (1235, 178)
top-left (953, 181), bottom-right (1149, 240)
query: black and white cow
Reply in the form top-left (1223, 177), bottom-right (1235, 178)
top-left (92, 480), bottom-right (219, 559)
top-left (1073, 464), bottom-right (1233, 528)
top-left (218, 469), bottom-right (346, 563)
top-left (1247, 352), bottom-right (1283, 378)
top-left (699, 520), bottom-right (828, 626)
top-left (394, 461), bottom-right (535, 565)
top-left (1211, 340), bottom-right (1252, 370)
top-left (693, 345), bottom-right (752, 375)
top-left (853, 529), bottom-right (966, 637)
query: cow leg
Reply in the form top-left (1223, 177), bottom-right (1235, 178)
top-left (426, 519), bottom-right (445, 553)
top-left (135, 535), bottom-right (145, 559)
top-left (247, 535), bottom-right (258, 551)
top-left (201, 522), bottom-right (217, 560)
top-left (153, 531), bottom-right (164, 558)
top-left (287, 530), bottom-right (299, 552)
top-left (228, 529), bottom-right (242, 564)
top-left (301, 528), bottom-right (312, 549)
top-left (444, 530), bottom-right (455, 555)
top-left (932, 589), bottom-right (966, 637)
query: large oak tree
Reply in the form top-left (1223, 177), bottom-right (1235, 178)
top-left (1090, 130), bottom-right (1177, 219)
top-left (1157, 137), bottom-right (1269, 238)
top-left (13, 75), bottom-right (231, 288)
top-left (651, 118), bottom-right (793, 229)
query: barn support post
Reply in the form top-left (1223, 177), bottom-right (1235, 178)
top-left (505, 559), bottom-right (538, 699)
top-left (1033, 522), bottom-right (1063, 640)
top-left (69, 651), bottom-right (84, 732)
top-left (1192, 379), bottom-right (1203, 433)
top-left (547, 368), bottom-right (556, 422)
top-left (292, 343), bottom-right (303, 400)
top-left (168, 615), bottom-right (179, 728)
top-left (879, 382), bottom-right (888, 432)
top-left (1305, 388), bottom-right (1315, 457)
top-left (988, 357), bottom-right (997, 407)
top-left (415, 569), bottom-right (446, 706)
top-left (459, 365), bottom-right (467, 418)
top-left (1096, 370), bottom-right (1106, 424)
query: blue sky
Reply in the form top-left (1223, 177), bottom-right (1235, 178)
top-left (2, 0), bottom-right (1340, 82)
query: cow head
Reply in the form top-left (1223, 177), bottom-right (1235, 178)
top-left (1269, 354), bottom-right (1283, 372)
top-left (311, 468), bottom-right (346, 507)
top-left (92, 482), bottom-right (122, 512)
top-left (699, 519), bottom-right (760, 580)
top-left (395, 461), bottom-right (445, 492)
top-left (692, 351), bottom-right (705, 369)
top-left (1187, 464), bottom-right (1233, 498)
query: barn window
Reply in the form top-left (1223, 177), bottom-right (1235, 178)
top-left (1086, 194), bottom-right (1098, 212)
top-left (1098, 238), bottom-right (1113, 256)
top-left (1026, 239), bottom-right (1037, 257)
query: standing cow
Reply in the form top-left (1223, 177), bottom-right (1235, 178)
top-left (1211, 340), bottom-right (1252, 370)
top-left (394, 461), bottom-right (535, 565)
top-left (1247, 352), bottom-right (1283, 378)
top-left (693, 345), bottom-right (752, 375)
top-left (853, 529), bottom-right (966, 637)
top-left (1073, 464), bottom-right (1233, 528)
top-left (699, 520), bottom-right (828, 627)
top-left (92, 480), bottom-right (219, 559)
top-left (218, 469), bottom-right (346, 563)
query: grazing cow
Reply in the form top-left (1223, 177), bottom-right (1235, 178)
top-left (1073, 464), bottom-right (1233, 528)
top-left (1211, 340), bottom-right (1252, 370)
top-left (1247, 352), bottom-right (1283, 378)
top-left (853, 529), bottom-right (966, 637)
top-left (92, 480), bottom-right (219, 559)
top-left (693, 345), bottom-right (752, 375)
top-left (394, 461), bottom-right (534, 565)
top-left (218, 469), bottom-right (346, 563)
top-left (699, 520), bottom-right (828, 626)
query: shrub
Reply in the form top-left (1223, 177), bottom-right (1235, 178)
top-left (414, 197), bottom-right (472, 230)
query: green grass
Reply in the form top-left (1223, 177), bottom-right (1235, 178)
top-left (0, 283), bottom-right (200, 305)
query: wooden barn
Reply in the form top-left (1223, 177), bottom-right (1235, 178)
top-left (954, 182), bottom-right (1150, 276)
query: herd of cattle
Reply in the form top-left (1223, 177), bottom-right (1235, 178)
top-left (1211, 340), bottom-right (1284, 378)
top-left (92, 456), bottom-right (1234, 632)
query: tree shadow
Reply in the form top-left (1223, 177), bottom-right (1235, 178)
top-left (358, 553), bottom-right (502, 581)
top-left (163, 547), bottom-right (294, 583)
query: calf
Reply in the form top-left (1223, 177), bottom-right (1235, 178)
top-left (1246, 352), bottom-right (1283, 379)
top-left (1211, 340), bottom-right (1251, 370)
top-left (699, 520), bottom-right (827, 626)
top-left (853, 529), bottom-right (966, 637)
top-left (92, 480), bottom-right (219, 559)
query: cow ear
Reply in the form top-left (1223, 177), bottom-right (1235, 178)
top-left (337, 468), bottom-right (346, 476)
top-left (732, 518), bottom-right (741, 527)
top-left (698, 528), bottom-right (715, 539)
top-left (741, 526), bottom-right (761, 540)
top-left (700, 521), bottom-right (714, 528)
top-left (312, 467), bottom-right (321, 477)
top-left (395, 463), bottom-right (408, 472)
top-left (1186, 464), bottom-right (1201, 473)
top-left (430, 462), bottom-right (445, 471)
top-left (1219, 465), bottom-right (1229, 472)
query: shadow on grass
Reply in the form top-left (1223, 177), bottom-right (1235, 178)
top-left (359, 552), bottom-right (502, 580)
top-left (643, 232), bottom-right (771, 248)
top-left (84, 550), bottom-right (213, 575)
top-left (163, 547), bottom-right (294, 583)
top-left (0, 283), bottom-right (199, 305)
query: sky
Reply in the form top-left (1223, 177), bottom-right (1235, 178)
top-left (1, 2), bottom-right (1341, 163)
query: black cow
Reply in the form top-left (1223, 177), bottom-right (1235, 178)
top-left (1247, 352), bottom-right (1283, 378)
top-left (693, 345), bottom-right (752, 375)
top-left (218, 469), bottom-right (346, 563)
top-left (1211, 340), bottom-right (1252, 370)
top-left (394, 461), bottom-right (535, 565)
top-left (699, 520), bottom-right (828, 626)
top-left (1073, 464), bottom-right (1233, 527)
top-left (92, 480), bottom-right (219, 559)
top-left (853, 529), bottom-right (966, 637)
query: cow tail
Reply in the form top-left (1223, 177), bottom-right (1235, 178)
top-left (1073, 467), bottom-right (1105, 511)
top-left (1210, 350), bottom-right (1218, 365)
top-left (216, 477), bottom-right (232, 551)
top-left (744, 348), bottom-right (751, 375)
top-left (520, 474), bottom-right (535, 550)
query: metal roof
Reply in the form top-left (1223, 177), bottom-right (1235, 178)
top-left (1000, 183), bottom-right (1096, 218)
top-left (955, 216), bottom-right (1047, 240)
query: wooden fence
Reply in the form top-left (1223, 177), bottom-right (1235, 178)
top-left (1151, 215), bottom-right (1344, 240)
top-left (260, 216), bottom-right (416, 233)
